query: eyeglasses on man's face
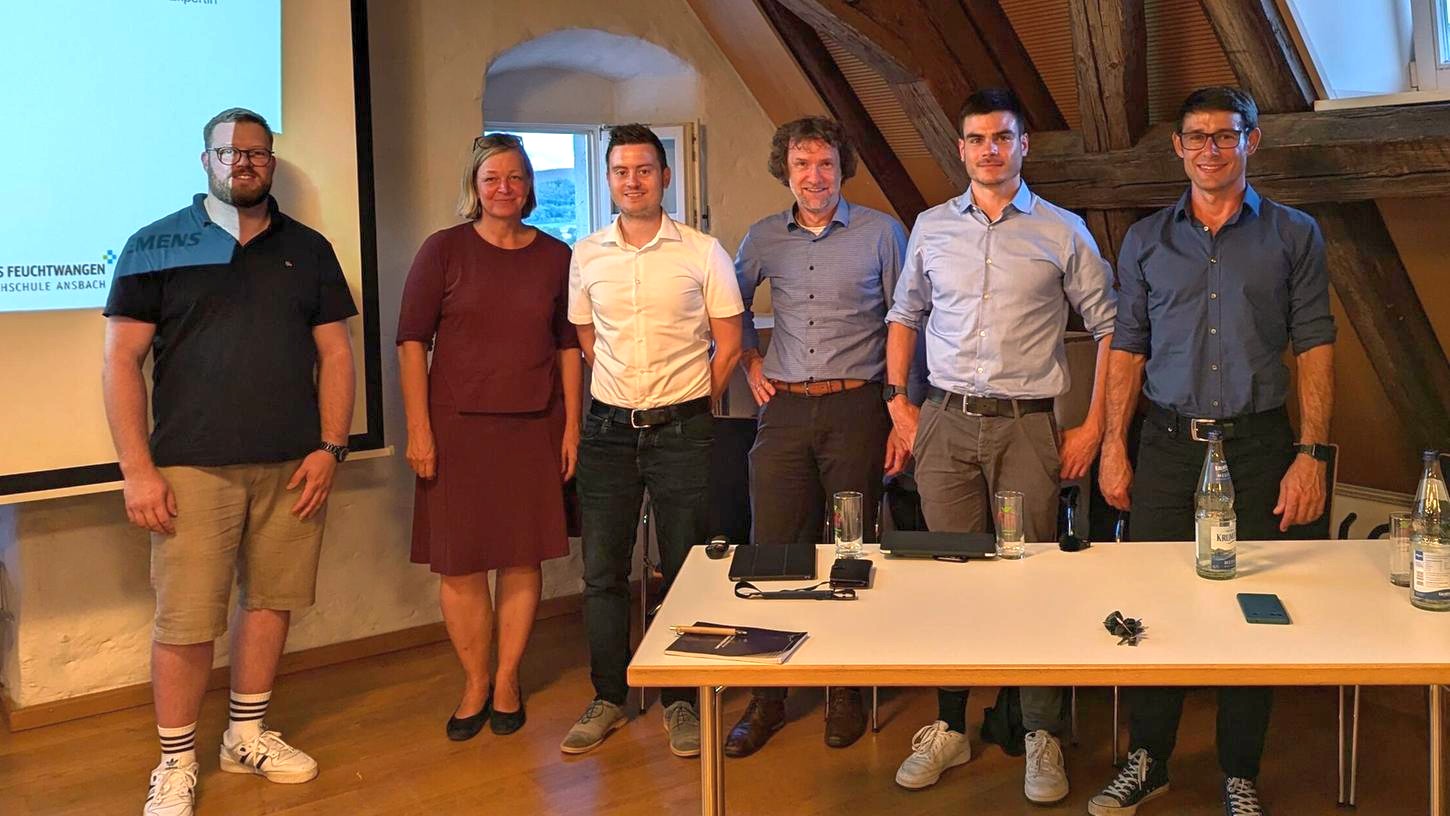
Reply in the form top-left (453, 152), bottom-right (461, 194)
top-left (210, 147), bottom-right (275, 166)
top-left (1176, 129), bottom-right (1247, 151)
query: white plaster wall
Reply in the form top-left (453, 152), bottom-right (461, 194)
top-left (484, 67), bottom-right (618, 124)
top-left (0, 0), bottom-right (783, 708)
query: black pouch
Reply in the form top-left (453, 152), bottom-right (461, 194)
top-left (828, 557), bottom-right (872, 589)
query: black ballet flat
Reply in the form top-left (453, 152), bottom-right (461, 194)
top-left (490, 696), bottom-right (526, 735)
top-left (446, 697), bottom-right (492, 741)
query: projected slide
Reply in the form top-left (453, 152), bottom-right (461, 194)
top-left (0, 1), bottom-right (281, 313)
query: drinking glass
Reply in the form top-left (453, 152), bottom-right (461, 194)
top-left (994, 490), bottom-right (1026, 559)
top-left (833, 491), bottom-right (864, 558)
top-left (1390, 511), bottom-right (1413, 586)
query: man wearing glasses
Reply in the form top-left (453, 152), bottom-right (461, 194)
top-left (104, 107), bottom-right (356, 816)
top-left (1089, 87), bottom-right (1335, 816)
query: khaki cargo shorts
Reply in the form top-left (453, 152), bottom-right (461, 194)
top-left (150, 460), bottom-right (326, 645)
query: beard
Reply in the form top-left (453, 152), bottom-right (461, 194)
top-left (209, 171), bottom-right (271, 208)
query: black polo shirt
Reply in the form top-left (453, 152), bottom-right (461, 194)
top-left (104, 194), bottom-right (358, 467)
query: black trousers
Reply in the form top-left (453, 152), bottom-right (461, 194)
top-left (747, 385), bottom-right (890, 700)
top-left (577, 407), bottom-right (713, 708)
top-left (1125, 406), bottom-right (1301, 780)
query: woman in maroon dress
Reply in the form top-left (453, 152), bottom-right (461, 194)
top-left (396, 134), bottom-right (581, 740)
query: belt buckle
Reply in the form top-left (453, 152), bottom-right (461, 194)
top-left (1189, 417), bottom-right (1215, 442)
top-left (803, 380), bottom-right (817, 397)
top-left (960, 394), bottom-right (983, 416)
top-left (629, 408), bottom-right (649, 429)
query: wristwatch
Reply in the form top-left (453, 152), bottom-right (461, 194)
top-left (319, 441), bottom-right (350, 463)
top-left (882, 384), bottom-right (907, 403)
top-left (1294, 443), bottom-right (1332, 463)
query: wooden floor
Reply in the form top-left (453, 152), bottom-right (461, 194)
top-left (1, 611), bottom-right (1441, 815)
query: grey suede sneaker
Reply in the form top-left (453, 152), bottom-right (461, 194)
top-left (560, 699), bottom-right (627, 755)
top-left (662, 700), bottom-right (700, 758)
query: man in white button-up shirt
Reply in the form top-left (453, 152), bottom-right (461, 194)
top-left (560, 124), bottom-right (743, 760)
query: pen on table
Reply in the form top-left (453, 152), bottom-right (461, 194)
top-left (671, 625), bottom-right (747, 637)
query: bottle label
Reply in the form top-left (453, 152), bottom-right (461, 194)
top-left (1213, 461), bottom-right (1230, 481)
top-left (1211, 522), bottom-right (1236, 571)
top-left (1413, 548), bottom-right (1450, 602)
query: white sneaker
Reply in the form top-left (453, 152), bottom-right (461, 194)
top-left (894, 720), bottom-right (971, 789)
top-left (219, 727), bottom-right (319, 784)
top-left (1023, 729), bottom-right (1069, 804)
top-left (143, 758), bottom-right (198, 816)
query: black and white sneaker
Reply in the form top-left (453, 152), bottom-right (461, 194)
top-left (1223, 776), bottom-right (1265, 815)
top-left (1087, 748), bottom-right (1170, 816)
top-left (219, 727), bottom-right (318, 784)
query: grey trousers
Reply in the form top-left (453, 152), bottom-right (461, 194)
top-left (914, 397), bottom-right (1065, 733)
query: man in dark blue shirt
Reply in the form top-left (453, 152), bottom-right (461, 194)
top-left (1089, 88), bottom-right (1335, 816)
top-left (104, 107), bottom-right (356, 816)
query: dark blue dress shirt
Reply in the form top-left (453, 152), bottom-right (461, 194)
top-left (1112, 185), bottom-right (1336, 418)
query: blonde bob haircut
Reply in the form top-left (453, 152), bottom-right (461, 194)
top-left (457, 133), bottom-right (537, 220)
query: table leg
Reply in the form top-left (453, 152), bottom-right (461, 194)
top-left (1432, 684), bottom-right (1443, 816)
top-left (1349, 686), bottom-right (1360, 806)
top-left (1338, 686), bottom-right (1346, 806)
top-left (1112, 686), bottom-right (1121, 767)
top-left (700, 685), bottom-right (723, 816)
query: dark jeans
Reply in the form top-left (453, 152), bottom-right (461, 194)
top-left (1125, 406), bottom-right (1300, 780)
top-left (746, 385), bottom-right (890, 702)
top-left (578, 405), bottom-right (713, 709)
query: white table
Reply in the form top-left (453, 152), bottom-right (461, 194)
top-left (627, 540), bottom-right (1450, 815)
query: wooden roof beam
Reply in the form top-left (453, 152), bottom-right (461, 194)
top-left (775, 0), bottom-right (1065, 191)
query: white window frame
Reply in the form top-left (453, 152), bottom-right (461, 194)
top-left (483, 121), bottom-right (604, 238)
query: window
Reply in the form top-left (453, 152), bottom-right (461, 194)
top-left (1291, 0), bottom-right (1450, 108)
top-left (1434, 0), bottom-right (1450, 69)
top-left (484, 125), bottom-right (595, 245)
top-left (486, 122), bottom-right (702, 245)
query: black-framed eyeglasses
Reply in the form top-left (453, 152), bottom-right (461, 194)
top-left (1176, 129), bottom-right (1246, 151)
top-left (474, 133), bottom-right (523, 151)
top-left (210, 147), bottom-right (275, 166)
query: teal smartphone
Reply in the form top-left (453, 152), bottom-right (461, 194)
top-left (1237, 593), bottom-right (1291, 625)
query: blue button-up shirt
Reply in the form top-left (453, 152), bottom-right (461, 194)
top-left (886, 182), bottom-right (1117, 399)
top-left (1112, 185), bottom-right (1336, 418)
top-left (736, 199), bottom-right (908, 382)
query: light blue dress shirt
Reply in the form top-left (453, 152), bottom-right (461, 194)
top-left (886, 182), bottom-right (1116, 399)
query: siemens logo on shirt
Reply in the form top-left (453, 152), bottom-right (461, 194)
top-left (130, 232), bottom-right (203, 252)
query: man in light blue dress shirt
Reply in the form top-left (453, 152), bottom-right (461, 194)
top-left (726, 117), bottom-right (909, 758)
top-left (883, 89), bottom-right (1117, 805)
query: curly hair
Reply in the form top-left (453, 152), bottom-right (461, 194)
top-left (766, 117), bottom-right (858, 186)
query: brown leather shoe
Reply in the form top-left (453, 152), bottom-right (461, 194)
top-left (824, 687), bottom-right (866, 748)
top-left (724, 695), bottom-right (786, 758)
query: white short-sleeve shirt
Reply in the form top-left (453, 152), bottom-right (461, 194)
top-left (569, 215), bottom-right (744, 409)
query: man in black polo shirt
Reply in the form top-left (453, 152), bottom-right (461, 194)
top-left (1088, 87), bottom-right (1335, 816)
top-left (103, 107), bottom-right (356, 816)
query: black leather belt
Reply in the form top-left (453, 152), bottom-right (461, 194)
top-left (1144, 401), bottom-right (1287, 441)
top-left (925, 386), bottom-right (1054, 417)
top-left (590, 396), bottom-right (711, 429)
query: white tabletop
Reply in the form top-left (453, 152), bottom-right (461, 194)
top-left (627, 540), bottom-right (1450, 688)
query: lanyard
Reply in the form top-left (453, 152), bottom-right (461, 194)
top-left (734, 580), bottom-right (857, 601)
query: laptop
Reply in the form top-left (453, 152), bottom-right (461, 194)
top-left (880, 530), bottom-right (997, 561)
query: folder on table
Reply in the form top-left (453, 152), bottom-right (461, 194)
top-left (664, 621), bottom-right (808, 664)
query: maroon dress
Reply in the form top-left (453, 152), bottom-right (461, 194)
top-left (396, 223), bottom-right (578, 575)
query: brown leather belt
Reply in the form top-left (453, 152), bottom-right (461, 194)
top-left (769, 378), bottom-right (870, 396)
